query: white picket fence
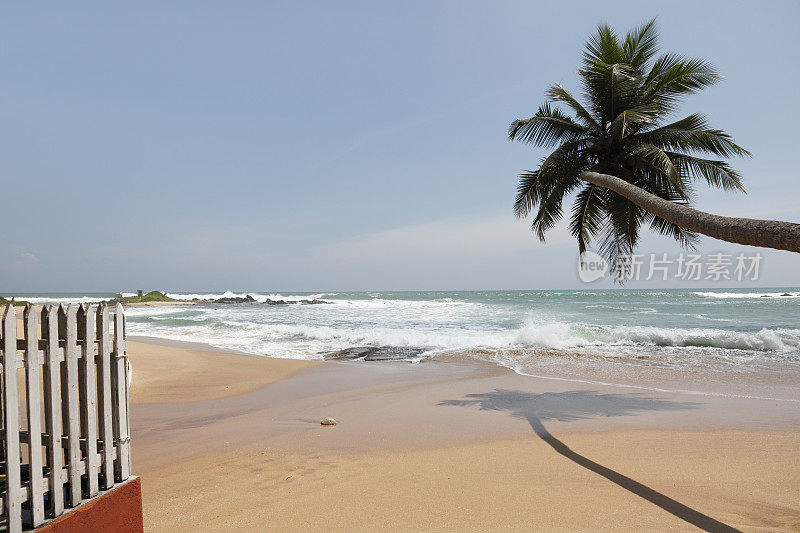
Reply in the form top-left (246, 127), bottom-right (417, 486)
top-left (1, 303), bottom-right (131, 532)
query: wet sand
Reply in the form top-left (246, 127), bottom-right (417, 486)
top-left (128, 337), bottom-right (319, 404)
top-left (129, 339), bottom-right (800, 531)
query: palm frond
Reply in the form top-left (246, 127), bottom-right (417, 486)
top-left (622, 18), bottom-right (659, 67)
top-left (579, 59), bottom-right (639, 123)
top-left (638, 114), bottom-right (750, 158)
top-left (625, 143), bottom-right (683, 187)
top-left (513, 170), bottom-right (541, 218)
top-left (531, 174), bottom-right (581, 241)
top-left (608, 103), bottom-right (661, 144)
top-left (569, 184), bottom-right (606, 253)
top-left (514, 139), bottom-right (588, 218)
top-left (648, 216), bottom-right (699, 249)
top-left (644, 54), bottom-right (720, 104)
top-left (598, 189), bottom-right (641, 274)
top-left (667, 152), bottom-right (745, 191)
top-left (527, 141), bottom-right (589, 240)
top-left (583, 24), bottom-right (623, 65)
top-left (545, 84), bottom-right (601, 132)
top-left (638, 178), bottom-right (699, 249)
top-left (650, 216), bottom-right (699, 250)
top-left (508, 103), bottom-right (590, 147)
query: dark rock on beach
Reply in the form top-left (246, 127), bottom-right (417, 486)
top-left (324, 347), bottom-right (379, 360)
top-left (364, 346), bottom-right (426, 361)
top-left (324, 346), bottom-right (426, 361)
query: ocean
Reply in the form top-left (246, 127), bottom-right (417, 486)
top-left (11, 289), bottom-right (800, 387)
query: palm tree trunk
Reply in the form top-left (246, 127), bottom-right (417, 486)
top-left (580, 171), bottom-right (800, 253)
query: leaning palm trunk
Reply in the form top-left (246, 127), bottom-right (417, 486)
top-left (580, 171), bottom-right (800, 253)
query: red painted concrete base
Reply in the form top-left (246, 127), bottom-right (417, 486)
top-left (36, 477), bottom-right (143, 533)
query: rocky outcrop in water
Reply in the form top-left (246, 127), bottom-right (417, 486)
top-left (193, 294), bottom-right (256, 304)
top-left (214, 294), bottom-right (257, 304)
top-left (265, 298), bottom-right (331, 305)
top-left (189, 295), bottom-right (333, 305)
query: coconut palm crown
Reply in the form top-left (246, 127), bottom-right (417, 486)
top-left (509, 19), bottom-right (750, 265)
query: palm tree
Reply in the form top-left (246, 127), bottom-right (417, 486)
top-left (510, 19), bottom-right (800, 265)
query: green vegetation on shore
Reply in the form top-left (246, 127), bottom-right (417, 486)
top-left (0, 296), bottom-right (30, 307)
top-left (121, 291), bottom-right (174, 303)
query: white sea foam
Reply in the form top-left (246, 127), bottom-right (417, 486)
top-left (693, 291), bottom-right (800, 299)
top-left (12, 295), bottom-right (112, 305)
top-left (515, 321), bottom-right (800, 353)
top-left (125, 308), bottom-right (800, 361)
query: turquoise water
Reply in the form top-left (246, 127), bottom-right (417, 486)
top-left (11, 289), bottom-right (800, 376)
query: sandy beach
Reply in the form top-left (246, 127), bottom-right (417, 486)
top-left (6, 5), bottom-right (800, 533)
top-left (127, 337), bottom-right (319, 404)
top-left (128, 339), bottom-right (800, 532)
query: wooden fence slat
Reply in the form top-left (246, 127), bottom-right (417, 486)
top-left (3, 305), bottom-right (23, 533)
top-left (78, 304), bottom-right (99, 497)
top-left (60, 305), bottom-right (82, 506)
top-left (112, 303), bottom-right (131, 481)
top-left (81, 303), bottom-right (99, 498)
top-left (24, 305), bottom-right (46, 526)
top-left (42, 304), bottom-right (64, 516)
top-left (123, 310), bottom-right (131, 476)
top-left (96, 303), bottom-right (115, 489)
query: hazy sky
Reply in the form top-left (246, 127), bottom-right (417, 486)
top-left (3, 1), bottom-right (799, 292)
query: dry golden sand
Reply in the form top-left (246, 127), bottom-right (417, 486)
top-left (128, 340), bottom-right (800, 532)
top-left (141, 431), bottom-right (800, 532)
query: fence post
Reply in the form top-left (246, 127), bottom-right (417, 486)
top-left (96, 303), bottom-right (115, 489)
top-left (112, 303), bottom-right (131, 481)
top-left (2, 305), bottom-right (22, 533)
top-left (59, 305), bottom-right (82, 506)
top-left (24, 305), bottom-right (45, 526)
top-left (78, 304), bottom-right (99, 497)
top-left (41, 304), bottom-right (64, 517)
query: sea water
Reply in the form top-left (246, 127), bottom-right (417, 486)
top-left (12, 290), bottom-right (800, 380)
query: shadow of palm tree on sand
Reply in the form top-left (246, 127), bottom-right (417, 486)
top-left (439, 389), bottom-right (739, 532)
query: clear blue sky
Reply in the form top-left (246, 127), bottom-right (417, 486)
top-left (3, 1), bottom-right (799, 292)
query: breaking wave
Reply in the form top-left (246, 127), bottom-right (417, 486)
top-left (126, 312), bottom-right (800, 361)
top-left (515, 321), bottom-right (800, 353)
